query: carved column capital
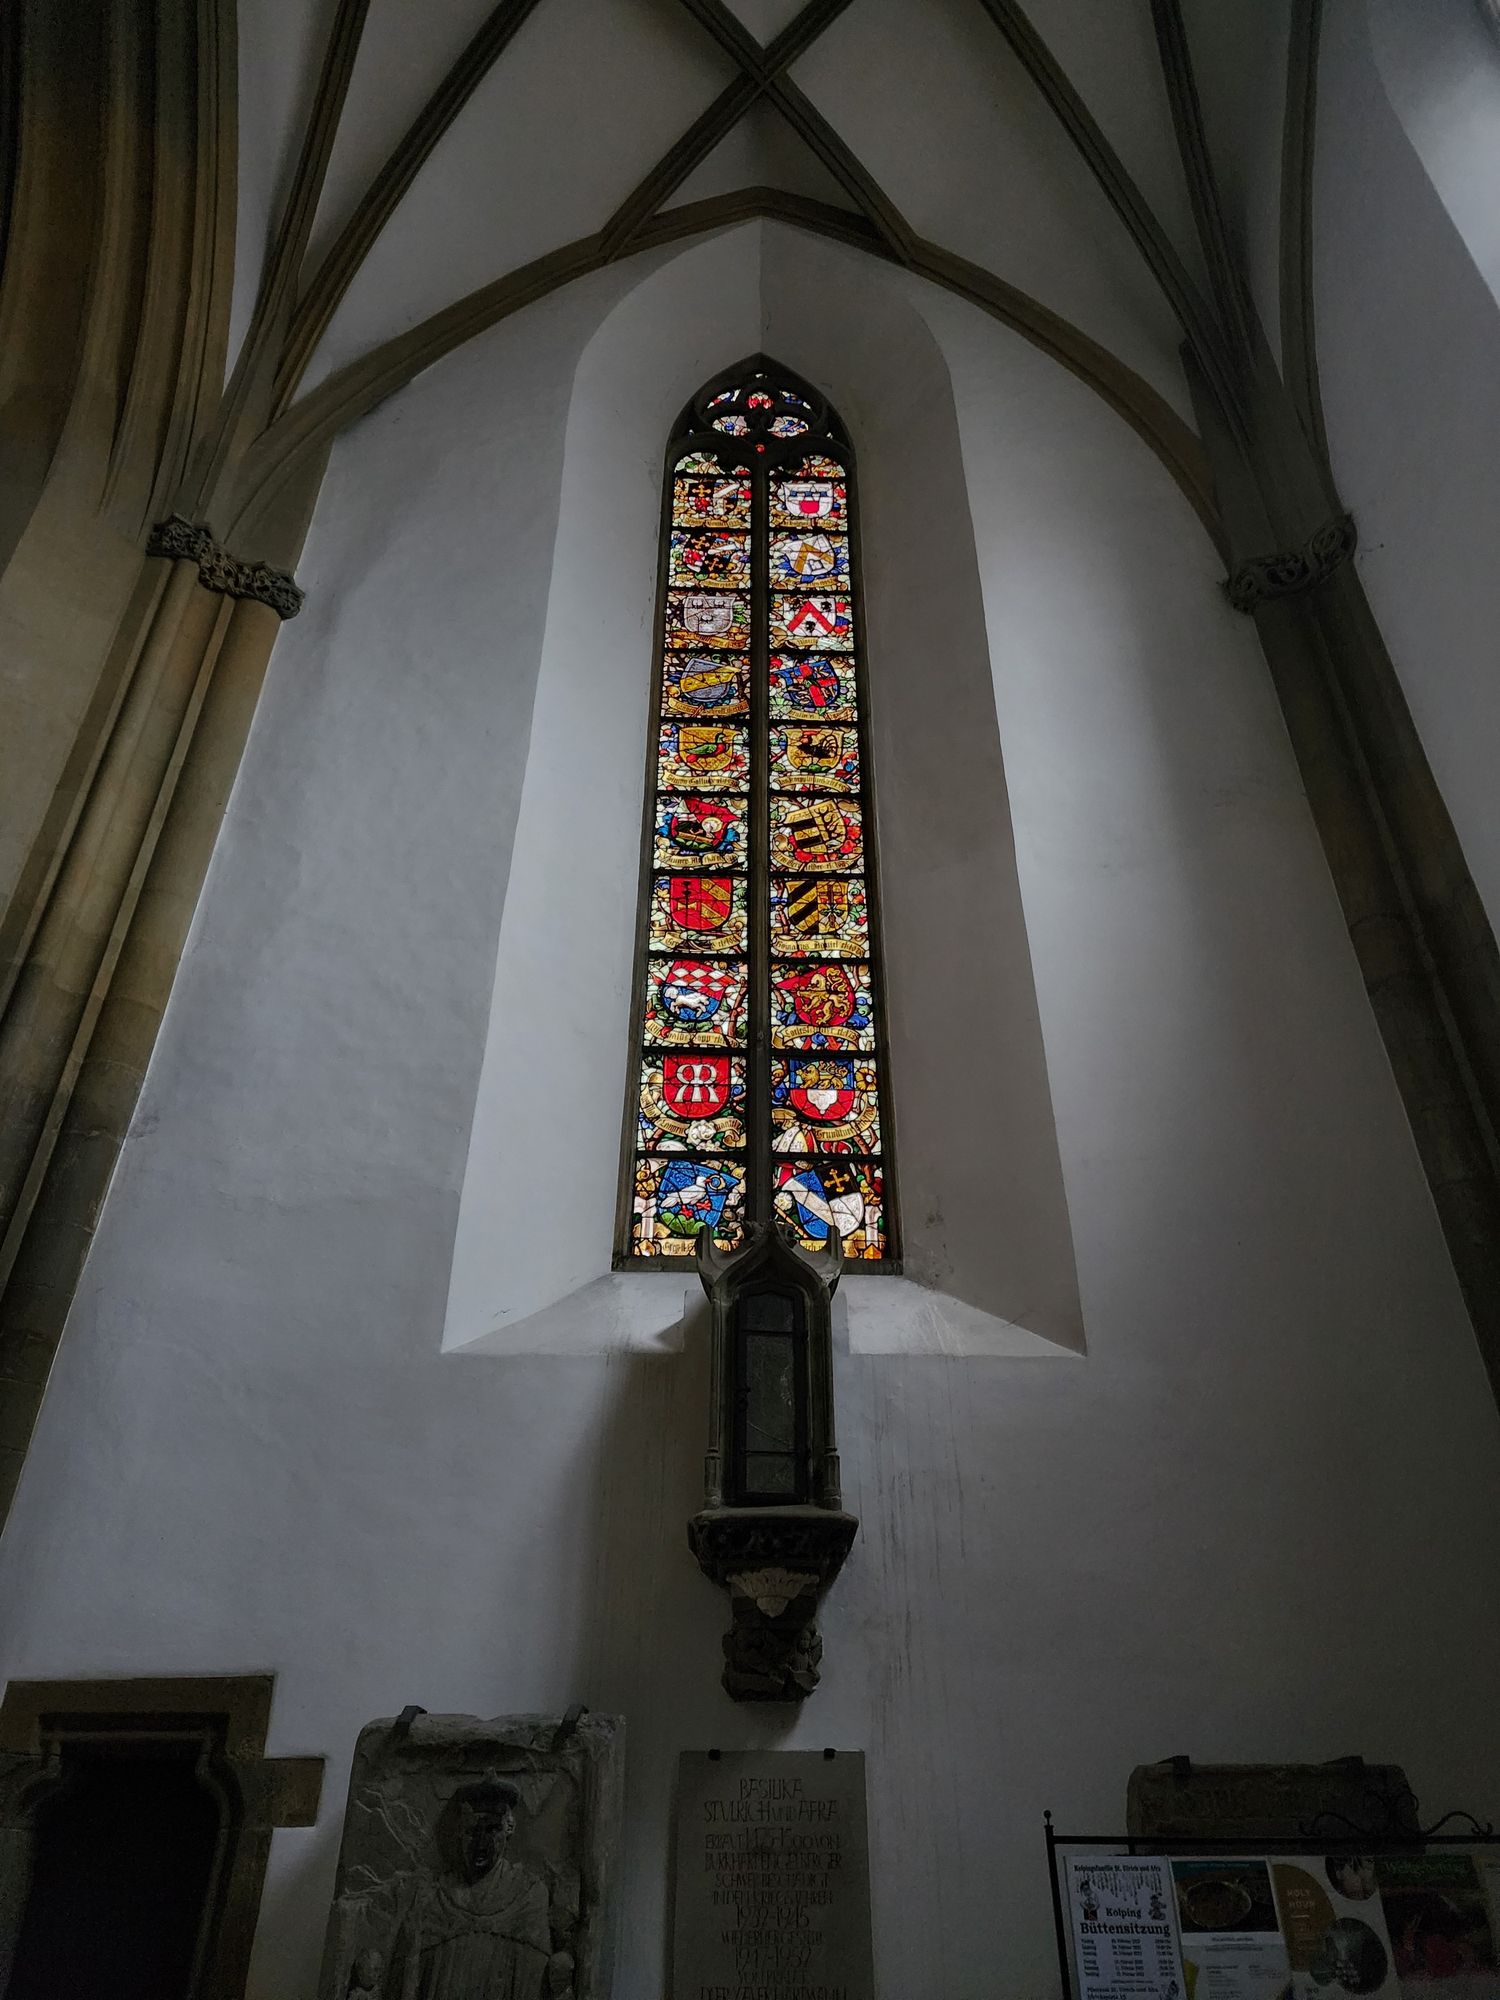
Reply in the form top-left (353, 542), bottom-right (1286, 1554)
top-left (147, 514), bottom-right (305, 620)
top-left (1226, 512), bottom-right (1356, 613)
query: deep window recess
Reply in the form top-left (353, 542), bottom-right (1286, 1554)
top-left (7, 1737), bottom-right (224, 2000)
top-left (618, 359), bottom-right (898, 1269)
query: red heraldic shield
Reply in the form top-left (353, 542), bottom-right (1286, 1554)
top-left (779, 965), bottom-right (856, 1029)
top-left (790, 1060), bottom-right (856, 1124)
top-left (669, 876), bottom-right (733, 933)
top-left (662, 1055), bottom-right (731, 1118)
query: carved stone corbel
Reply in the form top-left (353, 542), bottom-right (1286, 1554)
top-left (1225, 511), bottom-right (1357, 613)
top-left (147, 514), bottom-right (305, 620)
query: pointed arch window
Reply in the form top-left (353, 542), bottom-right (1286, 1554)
top-left (617, 360), bottom-right (898, 1268)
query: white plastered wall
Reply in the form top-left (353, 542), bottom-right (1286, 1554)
top-left (1367, 0), bottom-right (1500, 309)
top-left (1, 222), bottom-right (1499, 2000)
top-left (1315, 0), bottom-right (1500, 933)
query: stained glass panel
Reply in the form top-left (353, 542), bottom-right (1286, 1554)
top-left (771, 962), bottom-right (875, 1051)
top-left (769, 796), bottom-right (863, 872)
top-left (796, 452), bottom-right (844, 476)
top-left (673, 475), bottom-right (751, 532)
top-left (770, 594), bottom-right (854, 651)
top-left (669, 531), bottom-right (751, 589)
top-left (639, 1054), bottom-right (747, 1149)
top-left (773, 1159), bottom-right (886, 1259)
top-left (769, 653), bottom-right (858, 721)
top-left (656, 722), bottom-right (749, 790)
top-left (624, 369), bottom-right (892, 1265)
top-left (665, 589), bottom-right (749, 650)
top-left (770, 875), bottom-right (868, 957)
top-left (650, 874), bottom-right (748, 953)
top-left (771, 1056), bottom-right (881, 1153)
top-left (663, 652), bottom-right (749, 717)
top-left (770, 531), bottom-right (848, 586)
top-left (632, 1155), bottom-right (746, 1256)
top-left (770, 724), bottom-right (860, 793)
top-left (770, 462), bottom-right (847, 528)
top-left (654, 793), bottom-right (747, 869)
top-left (644, 955), bottom-right (749, 1048)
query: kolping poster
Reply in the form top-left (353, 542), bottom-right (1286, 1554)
top-left (1066, 1856), bottom-right (1188, 2000)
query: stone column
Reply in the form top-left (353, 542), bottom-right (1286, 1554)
top-left (0, 535), bottom-right (296, 1518)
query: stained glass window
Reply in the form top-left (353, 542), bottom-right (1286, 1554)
top-left (619, 365), bottom-right (897, 1267)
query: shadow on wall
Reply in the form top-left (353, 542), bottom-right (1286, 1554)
top-left (1367, 0), bottom-right (1500, 309)
top-left (556, 1303), bottom-right (813, 1990)
top-left (233, 1305), bottom-right (732, 1998)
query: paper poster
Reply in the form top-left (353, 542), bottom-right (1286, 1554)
top-left (1271, 1856), bottom-right (1400, 1998)
top-left (1375, 1854), bottom-right (1498, 1999)
top-left (1478, 1857), bottom-right (1500, 1951)
top-left (1066, 1855), bottom-right (1188, 2000)
top-left (1170, 1860), bottom-right (1292, 1999)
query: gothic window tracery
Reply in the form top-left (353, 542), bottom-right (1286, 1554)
top-left (619, 362), bottom-right (897, 1268)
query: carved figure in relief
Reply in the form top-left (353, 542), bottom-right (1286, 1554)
top-left (346, 1948), bottom-right (384, 1994)
top-left (393, 1781), bottom-right (556, 2000)
top-left (318, 1712), bottom-right (621, 2000)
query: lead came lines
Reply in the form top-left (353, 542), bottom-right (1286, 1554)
top-left (626, 369), bottom-right (894, 1265)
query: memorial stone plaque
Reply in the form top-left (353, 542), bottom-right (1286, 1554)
top-left (672, 1750), bottom-right (874, 2000)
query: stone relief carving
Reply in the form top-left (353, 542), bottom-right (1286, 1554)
top-left (1127, 1757), bottom-right (1416, 1841)
top-left (320, 1712), bottom-right (623, 2000)
top-left (147, 513), bottom-right (305, 619)
top-left (689, 1511), bottom-right (858, 1701)
top-left (722, 1571), bottom-right (823, 1701)
top-left (1226, 511), bottom-right (1357, 613)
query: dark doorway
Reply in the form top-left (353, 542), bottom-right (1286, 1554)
top-left (8, 1736), bottom-right (223, 2000)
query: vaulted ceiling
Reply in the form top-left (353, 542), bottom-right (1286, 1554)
top-left (227, 0), bottom-right (1294, 468)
